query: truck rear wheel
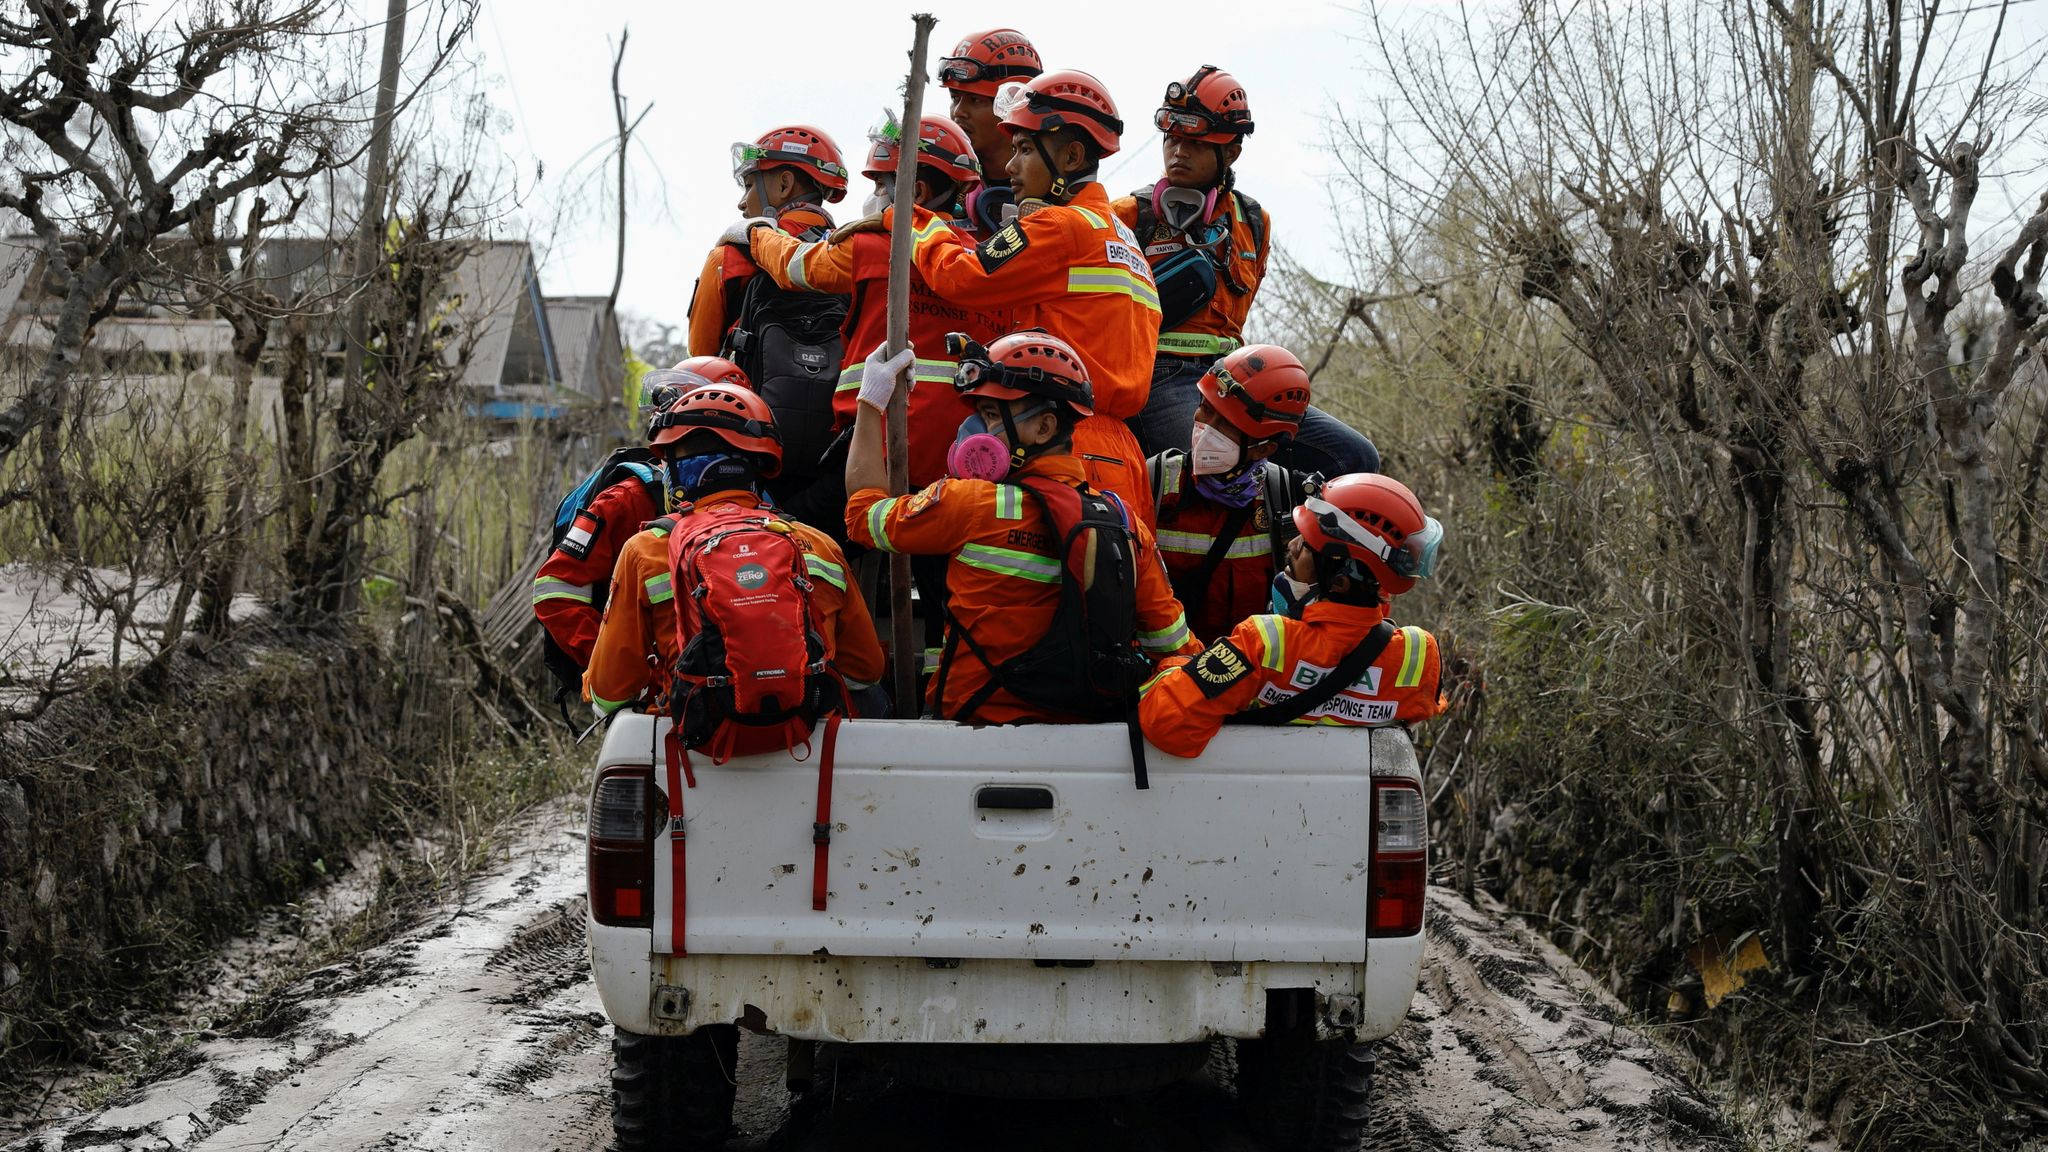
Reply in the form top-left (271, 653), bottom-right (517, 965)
top-left (1236, 1035), bottom-right (1373, 1151)
top-left (611, 1024), bottom-right (739, 1150)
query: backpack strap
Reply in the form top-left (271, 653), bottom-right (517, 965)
top-left (811, 714), bottom-right (842, 912)
top-left (1233, 189), bottom-right (1268, 264)
top-left (1232, 621), bottom-right (1396, 727)
top-left (661, 723), bottom-right (693, 955)
top-left (1189, 498), bottom-right (1258, 601)
top-left (1263, 463), bottom-right (1304, 565)
top-left (1149, 449), bottom-right (1187, 520)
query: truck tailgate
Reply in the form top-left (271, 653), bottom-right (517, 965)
top-left (602, 716), bottom-right (1379, 964)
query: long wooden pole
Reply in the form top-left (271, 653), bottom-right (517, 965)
top-left (885, 14), bottom-right (936, 718)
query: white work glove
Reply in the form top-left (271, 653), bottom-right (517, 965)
top-left (720, 216), bottom-right (774, 246)
top-left (858, 341), bottom-right (916, 413)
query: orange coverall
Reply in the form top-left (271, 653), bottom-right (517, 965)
top-left (845, 454), bottom-right (1198, 724)
top-left (1138, 600), bottom-right (1444, 759)
top-left (685, 204), bottom-right (835, 357)
top-left (1150, 453), bottom-right (1289, 647)
top-left (889, 184), bottom-right (1163, 521)
top-left (532, 475), bottom-right (663, 668)
top-left (584, 490), bottom-right (884, 715)
top-left (1109, 189), bottom-right (1270, 354)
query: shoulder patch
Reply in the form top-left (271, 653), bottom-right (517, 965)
top-left (976, 222), bottom-right (1029, 273)
top-left (904, 480), bottom-right (947, 518)
top-left (559, 509), bottom-right (602, 561)
top-left (1187, 638), bottom-right (1253, 700)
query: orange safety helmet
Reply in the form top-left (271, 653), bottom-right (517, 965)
top-left (863, 113), bottom-right (982, 188)
top-left (648, 385), bottom-right (784, 476)
top-left (1155, 65), bottom-right (1255, 144)
top-left (1199, 344), bottom-right (1310, 441)
top-left (937, 28), bottom-right (1043, 97)
top-left (994, 69), bottom-right (1124, 157)
top-left (731, 125), bottom-right (850, 203)
top-left (669, 356), bottom-right (751, 390)
top-left (1293, 474), bottom-right (1443, 596)
top-left (947, 328), bottom-right (1095, 417)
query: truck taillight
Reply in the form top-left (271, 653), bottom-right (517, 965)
top-left (588, 767), bottom-right (653, 928)
top-left (1368, 779), bottom-right (1426, 937)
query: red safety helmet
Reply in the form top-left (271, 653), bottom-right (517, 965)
top-left (1156, 65), bottom-right (1255, 144)
top-left (1293, 474), bottom-right (1443, 596)
top-left (731, 125), bottom-right (850, 203)
top-left (863, 113), bottom-right (982, 188)
top-left (648, 385), bottom-right (784, 476)
top-left (668, 355), bottom-right (750, 390)
top-left (948, 328), bottom-right (1094, 418)
top-left (937, 28), bottom-right (1043, 97)
top-left (995, 69), bottom-right (1124, 157)
top-left (1199, 344), bottom-right (1310, 441)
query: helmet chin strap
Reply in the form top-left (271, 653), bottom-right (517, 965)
top-left (996, 399), bottom-right (1055, 469)
top-left (1029, 132), bottom-right (1095, 204)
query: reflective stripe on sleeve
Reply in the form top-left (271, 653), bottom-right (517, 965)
top-left (865, 497), bottom-right (900, 552)
top-left (590, 691), bottom-right (632, 716)
top-left (532, 576), bottom-right (593, 605)
top-left (1395, 626), bottom-right (1428, 688)
top-left (784, 241), bottom-right (820, 290)
top-left (1252, 614), bottom-right (1287, 671)
top-left (1067, 267), bottom-right (1162, 312)
top-left (1139, 612), bottom-right (1191, 653)
top-left (804, 555), bottom-right (848, 590)
top-left (910, 214), bottom-right (951, 250)
top-left (643, 572), bottom-right (674, 605)
top-left (995, 486), bottom-right (1024, 520)
top-left (1071, 206), bottom-right (1108, 230)
top-left (957, 543), bottom-right (1061, 583)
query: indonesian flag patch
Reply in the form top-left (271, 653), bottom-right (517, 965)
top-left (560, 509), bottom-right (602, 560)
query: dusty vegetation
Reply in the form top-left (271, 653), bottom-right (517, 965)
top-left (1259, 3), bottom-right (2048, 1147)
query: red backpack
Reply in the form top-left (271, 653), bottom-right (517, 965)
top-left (662, 504), bottom-right (846, 764)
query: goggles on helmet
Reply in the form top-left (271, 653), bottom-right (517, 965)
top-left (730, 141), bottom-right (847, 188)
top-left (1301, 495), bottom-right (1443, 580)
top-left (994, 81), bottom-right (1124, 136)
top-left (938, 55), bottom-right (1039, 88)
top-left (867, 111), bottom-right (979, 180)
top-left (649, 402), bottom-right (781, 445)
top-left (946, 334), bottom-right (1083, 404)
top-left (1156, 66), bottom-right (1253, 137)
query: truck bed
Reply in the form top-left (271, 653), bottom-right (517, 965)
top-left (599, 715), bottom-right (1394, 965)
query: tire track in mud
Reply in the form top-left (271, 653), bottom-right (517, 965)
top-left (15, 800), bottom-right (1734, 1152)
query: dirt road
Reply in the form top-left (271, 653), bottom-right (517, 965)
top-left (11, 804), bottom-right (1733, 1152)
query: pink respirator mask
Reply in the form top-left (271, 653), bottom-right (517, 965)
top-left (946, 413), bottom-right (1016, 481)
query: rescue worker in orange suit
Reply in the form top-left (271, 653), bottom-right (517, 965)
top-left (585, 383), bottom-right (884, 718)
top-left (935, 27), bottom-right (1042, 237)
top-left (685, 125), bottom-right (849, 358)
top-left (1112, 67), bottom-right (1379, 479)
top-left (844, 330), bottom-right (1198, 723)
top-left (866, 70), bottom-right (1163, 524)
top-left (1149, 344), bottom-right (1318, 645)
top-left (744, 113), bottom-right (1009, 678)
top-left (533, 357), bottom-right (750, 687)
top-left (1139, 473), bottom-right (1445, 757)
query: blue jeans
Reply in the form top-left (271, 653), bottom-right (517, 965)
top-left (1127, 352), bottom-right (1381, 479)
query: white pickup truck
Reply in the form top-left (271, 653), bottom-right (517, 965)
top-left (584, 714), bottom-right (1428, 1150)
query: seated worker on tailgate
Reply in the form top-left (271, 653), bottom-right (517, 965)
top-left (585, 383), bottom-right (885, 718)
top-left (1148, 343), bottom-right (1319, 646)
top-left (844, 329), bottom-right (1198, 724)
top-left (1139, 474), bottom-right (1445, 757)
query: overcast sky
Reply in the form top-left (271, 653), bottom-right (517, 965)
top-left (471, 1), bottom-right (1378, 332)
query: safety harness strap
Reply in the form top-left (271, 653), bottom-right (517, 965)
top-left (662, 723), bottom-right (695, 956)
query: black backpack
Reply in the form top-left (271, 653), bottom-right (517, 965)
top-left (539, 446), bottom-right (663, 693)
top-left (1131, 188), bottom-right (1268, 332)
top-left (721, 267), bottom-right (847, 483)
top-left (934, 478), bottom-right (1157, 780)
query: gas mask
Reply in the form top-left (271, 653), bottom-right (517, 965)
top-left (947, 414), bottom-right (1012, 482)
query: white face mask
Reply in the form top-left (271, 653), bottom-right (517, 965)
top-left (1189, 421), bottom-right (1242, 475)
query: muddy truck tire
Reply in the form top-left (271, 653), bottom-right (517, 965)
top-left (1235, 1034), bottom-right (1373, 1151)
top-left (611, 1024), bottom-right (740, 1150)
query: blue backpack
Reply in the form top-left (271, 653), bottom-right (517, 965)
top-left (540, 446), bottom-right (663, 690)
